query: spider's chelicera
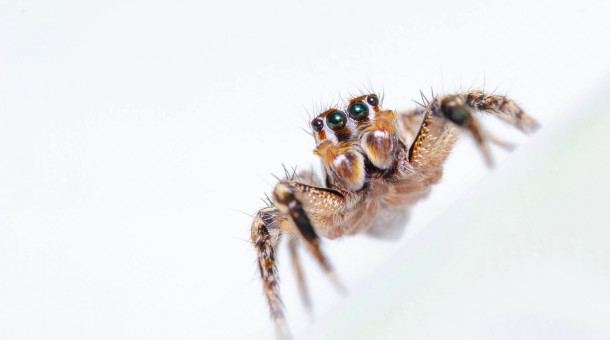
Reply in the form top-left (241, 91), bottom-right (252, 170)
top-left (251, 91), bottom-right (538, 339)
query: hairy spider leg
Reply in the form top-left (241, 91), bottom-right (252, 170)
top-left (272, 181), bottom-right (345, 293)
top-left (251, 208), bottom-right (290, 339)
top-left (409, 91), bottom-right (538, 167)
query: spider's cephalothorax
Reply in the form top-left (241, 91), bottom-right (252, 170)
top-left (250, 90), bottom-right (538, 339)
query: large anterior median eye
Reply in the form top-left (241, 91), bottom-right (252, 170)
top-left (348, 101), bottom-right (369, 120)
top-left (326, 111), bottom-right (347, 131)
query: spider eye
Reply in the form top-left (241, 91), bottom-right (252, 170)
top-left (326, 111), bottom-right (347, 131)
top-left (367, 95), bottom-right (379, 106)
top-left (348, 102), bottom-right (369, 121)
top-left (311, 119), bottom-right (324, 132)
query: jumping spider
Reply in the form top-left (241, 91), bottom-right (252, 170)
top-left (251, 90), bottom-right (538, 339)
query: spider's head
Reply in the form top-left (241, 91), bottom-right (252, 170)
top-left (310, 94), bottom-right (382, 191)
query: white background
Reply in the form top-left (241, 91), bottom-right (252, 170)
top-left (1, 0), bottom-right (609, 339)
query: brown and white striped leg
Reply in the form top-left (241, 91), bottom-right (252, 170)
top-left (461, 91), bottom-right (539, 133)
top-left (251, 208), bottom-right (291, 339)
top-left (253, 175), bottom-right (346, 338)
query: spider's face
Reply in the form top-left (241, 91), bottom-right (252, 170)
top-left (310, 94), bottom-right (381, 146)
top-left (309, 94), bottom-right (381, 192)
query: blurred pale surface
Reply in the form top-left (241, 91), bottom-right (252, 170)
top-left (300, 90), bottom-right (610, 339)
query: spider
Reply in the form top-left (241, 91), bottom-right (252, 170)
top-left (250, 90), bottom-right (538, 339)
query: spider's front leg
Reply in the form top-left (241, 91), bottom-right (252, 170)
top-left (272, 180), bottom-right (345, 290)
top-left (252, 180), bottom-right (346, 339)
top-left (409, 91), bottom-right (539, 167)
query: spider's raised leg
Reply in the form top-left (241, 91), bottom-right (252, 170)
top-left (251, 207), bottom-right (290, 339)
top-left (408, 91), bottom-right (538, 167)
top-left (461, 91), bottom-right (539, 133)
